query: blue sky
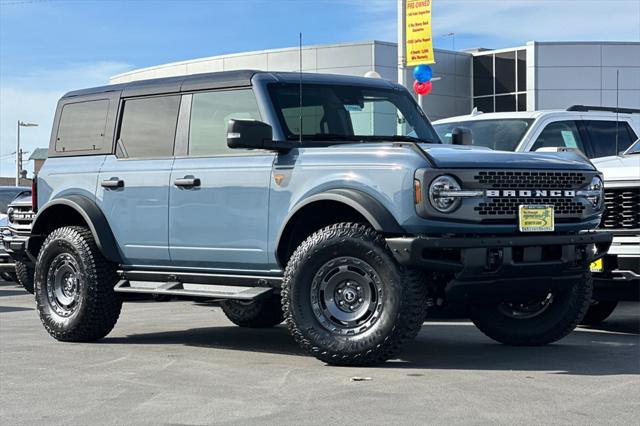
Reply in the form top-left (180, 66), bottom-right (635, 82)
top-left (1, 0), bottom-right (639, 176)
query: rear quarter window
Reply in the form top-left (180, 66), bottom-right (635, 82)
top-left (55, 99), bottom-right (110, 153)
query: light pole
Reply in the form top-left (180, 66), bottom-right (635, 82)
top-left (443, 32), bottom-right (456, 51)
top-left (17, 120), bottom-right (38, 185)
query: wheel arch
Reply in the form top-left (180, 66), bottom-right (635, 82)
top-left (31, 195), bottom-right (122, 264)
top-left (275, 188), bottom-right (403, 267)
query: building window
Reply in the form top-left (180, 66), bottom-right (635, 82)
top-left (472, 49), bottom-right (527, 113)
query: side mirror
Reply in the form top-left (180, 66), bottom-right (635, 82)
top-left (227, 119), bottom-right (294, 152)
top-left (451, 127), bottom-right (473, 146)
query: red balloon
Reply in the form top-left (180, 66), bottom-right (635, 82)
top-left (413, 80), bottom-right (432, 95)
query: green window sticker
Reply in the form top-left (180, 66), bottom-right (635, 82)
top-left (561, 130), bottom-right (578, 148)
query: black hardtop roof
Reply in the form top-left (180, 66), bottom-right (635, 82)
top-left (62, 70), bottom-right (401, 99)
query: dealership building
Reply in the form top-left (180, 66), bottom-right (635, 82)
top-left (111, 41), bottom-right (640, 121)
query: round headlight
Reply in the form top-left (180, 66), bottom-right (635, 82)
top-left (7, 207), bottom-right (14, 223)
top-left (429, 175), bottom-right (462, 213)
top-left (588, 175), bottom-right (604, 208)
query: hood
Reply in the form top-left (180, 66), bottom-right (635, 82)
top-left (419, 144), bottom-right (594, 170)
top-left (591, 154), bottom-right (640, 181)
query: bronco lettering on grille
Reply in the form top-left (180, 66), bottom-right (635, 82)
top-left (485, 190), bottom-right (576, 197)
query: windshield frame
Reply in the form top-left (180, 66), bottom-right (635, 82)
top-left (264, 81), bottom-right (441, 145)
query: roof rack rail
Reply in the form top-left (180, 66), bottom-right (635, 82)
top-left (566, 105), bottom-right (640, 114)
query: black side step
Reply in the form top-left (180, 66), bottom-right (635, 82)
top-left (114, 280), bottom-right (273, 301)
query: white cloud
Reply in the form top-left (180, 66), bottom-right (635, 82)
top-left (0, 62), bottom-right (131, 177)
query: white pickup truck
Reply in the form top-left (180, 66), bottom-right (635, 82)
top-left (434, 105), bottom-right (640, 160)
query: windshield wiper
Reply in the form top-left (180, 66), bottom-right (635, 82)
top-left (360, 135), bottom-right (440, 144)
top-left (287, 133), bottom-right (365, 142)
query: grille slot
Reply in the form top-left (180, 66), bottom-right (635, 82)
top-left (601, 187), bottom-right (640, 229)
top-left (475, 171), bottom-right (587, 189)
top-left (475, 198), bottom-right (585, 216)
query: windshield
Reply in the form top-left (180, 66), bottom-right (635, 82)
top-left (625, 138), bottom-right (640, 155)
top-left (267, 83), bottom-right (440, 143)
top-left (0, 189), bottom-right (25, 214)
top-left (434, 118), bottom-right (534, 151)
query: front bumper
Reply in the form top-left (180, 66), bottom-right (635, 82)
top-left (1, 233), bottom-right (34, 263)
top-left (386, 232), bottom-right (612, 303)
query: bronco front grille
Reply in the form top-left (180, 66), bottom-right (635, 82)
top-left (475, 197), bottom-right (585, 216)
top-left (601, 187), bottom-right (640, 229)
top-left (474, 171), bottom-right (587, 189)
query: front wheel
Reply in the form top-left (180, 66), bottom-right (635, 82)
top-left (282, 223), bottom-right (428, 366)
top-left (470, 272), bottom-right (593, 346)
top-left (15, 261), bottom-right (35, 294)
top-left (34, 226), bottom-right (122, 342)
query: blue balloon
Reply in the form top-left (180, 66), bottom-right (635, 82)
top-left (413, 64), bottom-right (432, 83)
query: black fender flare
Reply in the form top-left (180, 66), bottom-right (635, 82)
top-left (32, 195), bottom-right (122, 264)
top-left (276, 188), bottom-right (404, 252)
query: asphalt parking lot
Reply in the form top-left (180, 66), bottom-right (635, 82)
top-left (1, 280), bottom-right (638, 425)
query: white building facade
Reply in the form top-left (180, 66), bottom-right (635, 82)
top-left (110, 40), bottom-right (640, 121)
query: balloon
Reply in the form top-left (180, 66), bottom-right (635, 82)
top-left (413, 80), bottom-right (432, 96)
top-left (413, 64), bottom-right (433, 83)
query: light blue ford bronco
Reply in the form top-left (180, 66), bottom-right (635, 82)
top-left (3, 71), bottom-right (612, 365)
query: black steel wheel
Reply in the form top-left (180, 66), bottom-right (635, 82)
top-left (470, 272), bottom-right (593, 346)
top-left (282, 223), bottom-right (428, 366)
top-left (35, 226), bottom-right (122, 342)
top-left (15, 261), bottom-right (35, 294)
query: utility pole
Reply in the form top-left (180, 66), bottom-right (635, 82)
top-left (16, 120), bottom-right (38, 186)
top-left (397, 0), bottom-right (406, 87)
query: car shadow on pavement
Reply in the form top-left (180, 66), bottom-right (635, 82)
top-left (104, 318), bottom-right (639, 376)
top-left (105, 326), bottom-right (307, 357)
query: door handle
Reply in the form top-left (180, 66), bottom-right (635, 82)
top-left (101, 178), bottom-right (124, 189)
top-left (174, 177), bottom-right (201, 187)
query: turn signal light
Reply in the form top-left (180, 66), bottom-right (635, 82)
top-left (414, 179), bottom-right (422, 204)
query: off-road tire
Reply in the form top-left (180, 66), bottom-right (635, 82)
top-left (15, 261), bottom-right (35, 294)
top-left (581, 301), bottom-right (618, 326)
top-left (282, 223), bottom-right (428, 366)
top-left (34, 226), bottom-right (122, 342)
top-left (470, 272), bottom-right (593, 346)
top-left (221, 296), bottom-right (284, 328)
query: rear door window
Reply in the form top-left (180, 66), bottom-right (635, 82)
top-left (116, 95), bottom-right (181, 158)
top-left (584, 120), bottom-right (635, 158)
top-left (56, 99), bottom-right (110, 153)
top-left (531, 121), bottom-right (587, 154)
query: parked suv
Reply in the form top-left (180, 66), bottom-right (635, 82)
top-left (3, 71), bottom-right (611, 365)
top-left (0, 186), bottom-right (30, 283)
top-left (584, 140), bottom-right (640, 324)
top-left (433, 106), bottom-right (640, 159)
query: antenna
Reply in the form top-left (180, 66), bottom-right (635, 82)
top-left (299, 32), bottom-right (303, 144)
top-left (615, 69), bottom-right (620, 156)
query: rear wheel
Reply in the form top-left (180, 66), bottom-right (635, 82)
top-left (15, 261), bottom-right (35, 294)
top-left (34, 226), bottom-right (122, 341)
top-left (470, 272), bottom-right (593, 346)
top-left (282, 223), bottom-right (428, 366)
top-left (581, 301), bottom-right (618, 326)
top-left (221, 296), bottom-right (283, 328)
